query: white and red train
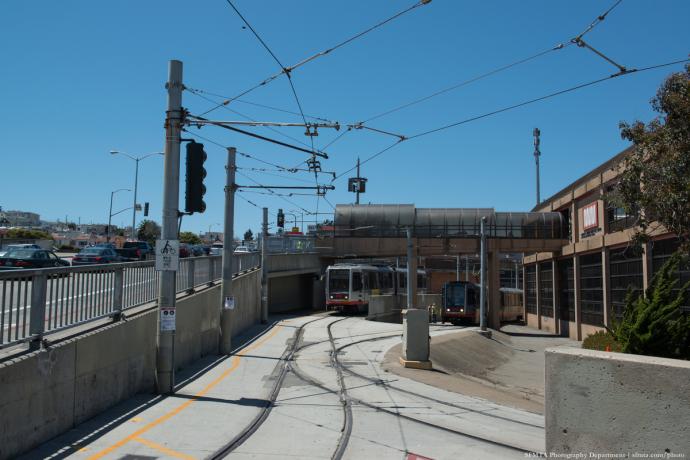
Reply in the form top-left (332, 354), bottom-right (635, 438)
top-left (326, 263), bottom-right (427, 313)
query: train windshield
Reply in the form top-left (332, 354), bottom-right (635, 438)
top-left (445, 284), bottom-right (466, 307)
top-left (329, 269), bottom-right (350, 292)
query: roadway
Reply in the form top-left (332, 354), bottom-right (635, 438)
top-left (0, 260), bottom-right (215, 346)
top-left (24, 313), bottom-right (544, 459)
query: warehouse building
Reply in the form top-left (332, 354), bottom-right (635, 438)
top-left (523, 147), bottom-right (689, 340)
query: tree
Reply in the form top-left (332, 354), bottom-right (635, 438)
top-left (243, 229), bottom-right (253, 242)
top-left (5, 228), bottom-right (53, 240)
top-left (136, 219), bottom-right (161, 244)
top-left (609, 253), bottom-right (690, 360)
top-left (613, 64), bottom-right (690, 249)
top-left (179, 231), bottom-right (201, 245)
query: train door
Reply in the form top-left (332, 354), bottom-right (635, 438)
top-left (351, 270), bottom-right (364, 307)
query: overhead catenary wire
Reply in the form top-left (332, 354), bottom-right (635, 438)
top-left (222, 0), bottom-right (314, 159)
top-left (186, 87), bottom-right (315, 150)
top-left (236, 170), bottom-right (312, 214)
top-left (186, 114), bottom-right (328, 158)
top-left (202, 0), bottom-right (432, 117)
top-left (334, 58), bottom-right (690, 180)
top-left (359, 0), bottom-right (625, 126)
top-left (186, 86), bottom-right (334, 123)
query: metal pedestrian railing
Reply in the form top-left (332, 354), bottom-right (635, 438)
top-left (0, 253), bottom-right (260, 350)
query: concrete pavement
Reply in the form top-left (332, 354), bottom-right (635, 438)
top-left (22, 313), bottom-right (545, 459)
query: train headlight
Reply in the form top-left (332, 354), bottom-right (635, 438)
top-left (460, 308), bottom-right (464, 313)
top-left (446, 308), bottom-right (451, 312)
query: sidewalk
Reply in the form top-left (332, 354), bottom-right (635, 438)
top-left (22, 315), bottom-right (313, 459)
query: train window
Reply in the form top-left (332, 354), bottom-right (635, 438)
top-left (399, 274), bottom-right (407, 289)
top-left (352, 272), bottom-right (363, 291)
top-left (417, 274), bottom-right (426, 289)
top-left (467, 287), bottom-right (476, 307)
top-left (328, 270), bottom-right (350, 292)
top-left (368, 272), bottom-right (379, 289)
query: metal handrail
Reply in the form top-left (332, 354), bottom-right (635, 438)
top-left (0, 253), bottom-right (261, 350)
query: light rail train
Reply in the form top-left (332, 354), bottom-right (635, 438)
top-left (326, 263), bottom-right (427, 313)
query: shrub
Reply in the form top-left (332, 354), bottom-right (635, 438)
top-left (582, 330), bottom-right (622, 352)
top-left (609, 252), bottom-right (690, 360)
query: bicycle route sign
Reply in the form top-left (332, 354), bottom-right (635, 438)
top-left (155, 239), bottom-right (179, 271)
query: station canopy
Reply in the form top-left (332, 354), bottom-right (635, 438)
top-left (333, 204), bottom-right (565, 239)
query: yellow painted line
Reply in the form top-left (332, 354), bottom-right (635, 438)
top-left (134, 437), bottom-right (197, 460)
top-left (87, 325), bottom-right (283, 460)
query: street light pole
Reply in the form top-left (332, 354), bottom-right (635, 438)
top-left (108, 188), bottom-right (130, 242)
top-left (110, 150), bottom-right (163, 240)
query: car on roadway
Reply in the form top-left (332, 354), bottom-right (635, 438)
top-left (209, 243), bottom-right (223, 256)
top-left (234, 245), bottom-right (252, 253)
top-left (71, 247), bottom-right (122, 266)
top-left (0, 243), bottom-right (42, 257)
top-left (178, 243), bottom-right (191, 258)
top-left (0, 248), bottom-right (71, 269)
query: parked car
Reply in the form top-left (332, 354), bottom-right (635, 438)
top-left (178, 244), bottom-right (191, 258)
top-left (72, 247), bottom-right (122, 266)
top-left (93, 243), bottom-right (116, 249)
top-left (190, 245), bottom-right (205, 257)
top-left (115, 241), bottom-right (154, 261)
top-left (234, 245), bottom-right (252, 253)
top-left (210, 243), bottom-right (223, 256)
top-left (0, 248), bottom-right (70, 269)
top-left (0, 243), bottom-right (42, 257)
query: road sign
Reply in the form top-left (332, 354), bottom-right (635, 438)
top-left (160, 307), bottom-right (176, 331)
top-left (155, 239), bottom-right (179, 271)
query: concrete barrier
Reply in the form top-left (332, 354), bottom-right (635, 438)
top-left (0, 268), bottom-right (262, 459)
top-left (368, 294), bottom-right (442, 323)
top-left (545, 347), bottom-right (690, 455)
top-left (368, 295), bottom-right (400, 322)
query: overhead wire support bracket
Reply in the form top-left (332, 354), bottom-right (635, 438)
top-left (350, 122), bottom-right (407, 141)
top-left (185, 119), bottom-right (340, 131)
top-left (571, 37), bottom-right (632, 75)
top-left (185, 113), bottom-right (329, 159)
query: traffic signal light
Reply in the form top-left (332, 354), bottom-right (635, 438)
top-left (185, 141), bottom-right (207, 213)
top-left (144, 202), bottom-right (149, 217)
top-left (277, 209), bottom-right (285, 228)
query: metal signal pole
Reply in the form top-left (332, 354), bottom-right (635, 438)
top-left (534, 128), bottom-right (541, 206)
top-left (157, 59), bottom-right (183, 394)
top-left (480, 217), bottom-right (487, 332)
top-left (261, 207), bottom-right (268, 324)
top-left (220, 147), bottom-right (237, 354)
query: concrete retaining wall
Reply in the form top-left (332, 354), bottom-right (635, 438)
top-left (368, 294), bottom-right (442, 323)
top-left (0, 269), bottom-right (262, 459)
top-left (0, 312), bottom-right (157, 460)
top-left (545, 347), bottom-right (690, 455)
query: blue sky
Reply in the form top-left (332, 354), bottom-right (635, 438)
top-left (2, 1), bottom-right (689, 238)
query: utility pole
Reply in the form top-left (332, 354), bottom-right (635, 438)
top-left (220, 147), bottom-right (237, 354)
top-left (356, 158), bottom-right (361, 205)
top-left (261, 207), bottom-right (268, 324)
top-left (406, 227), bottom-right (417, 309)
top-left (534, 128), bottom-right (541, 206)
top-left (456, 255), bottom-right (460, 282)
top-left (157, 59), bottom-right (183, 394)
top-left (479, 217), bottom-right (487, 333)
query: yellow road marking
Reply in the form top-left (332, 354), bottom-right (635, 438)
top-left (134, 437), bottom-right (196, 460)
top-left (87, 325), bottom-right (283, 459)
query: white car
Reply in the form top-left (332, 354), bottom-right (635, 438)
top-left (234, 246), bottom-right (251, 253)
top-left (209, 243), bottom-right (223, 256)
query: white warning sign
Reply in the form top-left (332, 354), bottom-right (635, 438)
top-left (160, 307), bottom-right (176, 331)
